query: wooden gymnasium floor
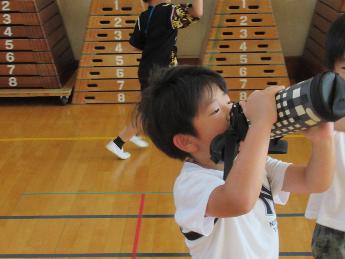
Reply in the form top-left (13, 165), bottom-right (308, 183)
top-left (0, 100), bottom-right (315, 258)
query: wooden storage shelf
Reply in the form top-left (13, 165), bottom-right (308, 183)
top-left (0, 0), bottom-right (77, 101)
top-left (0, 0), bottom-right (55, 13)
top-left (73, 0), bottom-right (144, 104)
top-left (320, 0), bottom-right (345, 12)
top-left (215, 0), bottom-right (273, 14)
top-left (73, 90), bottom-right (140, 104)
top-left (202, 0), bottom-right (289, 102)
top-left (0, 72), bottom-right (76, 105)
top-left (208, 27), bottom-right (279, 40)
top-left (302, 0), bottom-right (344, 76)
top-left (203, 53), bottom-right (285, 65)
top-left (90, 0), bottom-right (145, 16)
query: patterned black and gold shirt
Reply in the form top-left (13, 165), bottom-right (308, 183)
top-left (129, 3), bottom-right (199, 79)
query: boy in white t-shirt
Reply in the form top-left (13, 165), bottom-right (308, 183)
top-left (137, 65), bottom-right (335, 259)
top-left (305, 14), bottom-right (345, 259)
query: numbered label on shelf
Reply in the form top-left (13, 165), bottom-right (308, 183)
top-left (240, 79), bottom-right (247, 89)
top-left (114, 30), bottom-right (122, 40)
top-left (115, 56), bottom-right (124, 65)
top-left (1, 1), bottom-right (10, 11)
top-left (240, 29), bottom-right (247, 39)
top-left (116, 68), bottom-right (124, 78)
top-left (114, 0), bottom-right (119, 10)
top-left (117, 92), bottom-right (125, 103)
top-left (240, 16), bottom-right (248, 26)
top-left (8, 76), bottom-right (18, 87)
top-left (240, 41), bottom-right (247, 51)
top-left (3, 26), bottom-right (12, 37)
top-left (239, 67), bottom-right (247, 77)
top-left (115, 43), bottom-right (123, 53)
top-left (116, 80), bottom-right (125, 90)
top-left (4, 39), bottom-right (16, 83)
top-left (2, 13), bottom-right (11, 24)
top-left (6, 52), bottom-right (15, 62)
top-left (240, 54), bottom-right (248, 64)
top-left (114, 17), bottom-right (122, 27)
top-left (239, 91), bottom-right (247, 101)
top-left (5, 39), bottom-right (14, 49)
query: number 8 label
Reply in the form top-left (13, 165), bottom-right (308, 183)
top-left (117, 93), bottom-right (125, 103)
top-left (9, 77), bottom-right (18, 87)
top-left (239, 92), bottom-right (247, 101)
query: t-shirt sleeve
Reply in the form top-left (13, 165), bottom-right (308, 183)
top-left (129, 17), bottom-right (145, 50)
top-left (174, 169), bottom-right (224, 236)
top-left (265, 156), bottom-right (291, 205)
top-left (171, 4), bottom-right (200, 29)
top-left (305, 193), bottom-right (323, 219)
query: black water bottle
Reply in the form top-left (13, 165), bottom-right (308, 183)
top-left (270, 71), bottom-right (345, 138)
top-left (210, 72), bottom-right (345, 178)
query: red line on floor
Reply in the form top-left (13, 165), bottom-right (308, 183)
top-left (132, 194), bottom-right (145, 259)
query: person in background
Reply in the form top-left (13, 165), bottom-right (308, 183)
top-left (305, 14), bottom-right (345, 259)
top-left (106, 0), bottom-right (203, 159)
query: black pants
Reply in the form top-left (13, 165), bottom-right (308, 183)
top-left (312, 224), bottom-right (345, 259)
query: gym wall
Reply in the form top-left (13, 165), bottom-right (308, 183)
top-left (56, 0), bottom-right (317, 59)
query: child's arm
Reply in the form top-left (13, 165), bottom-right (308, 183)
top-left (129, 17), bottom-right (145, 50)
top-left (282, 123), bottom-right (335, 193)
top-left (188, 0), bottom-right (203, 18)
top-left (171, 1), bottom-right (202, 29)
top-left (335, 117), bottom-right (345, 132)
top-left (206, 86), bottom-right (284, 217)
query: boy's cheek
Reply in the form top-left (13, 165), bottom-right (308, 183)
top-left (338, 70), bottom-right (345, 80)
top-left (334, 60), bottom-right (345, 79)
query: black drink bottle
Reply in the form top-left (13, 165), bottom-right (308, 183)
top-left (210, 72), bottom-right (345, 179)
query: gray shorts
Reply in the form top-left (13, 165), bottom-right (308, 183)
top-left (312, 223), bottom-right (345, 259)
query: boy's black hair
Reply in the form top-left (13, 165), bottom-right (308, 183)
top-left (137, 65), bottom-right (228, 160)
top-left (143, 0), bottom-right (149, 3)
top-left (325, 14), bottom-right (345, 69)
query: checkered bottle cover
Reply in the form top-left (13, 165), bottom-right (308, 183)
top-left (271, 72), bottom-right (345, 139)
top-left (271, 77), bottom-right (316, 138)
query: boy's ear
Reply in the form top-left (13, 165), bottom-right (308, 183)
top-left (173, 134), bottom-right (198, 153)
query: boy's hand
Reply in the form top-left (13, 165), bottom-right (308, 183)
top-left (335, 117), bottom-right (345, 132)
top-left (240, 86), bottom-right (285, 126)
top-left (303, 122), bottom-right (334, 143)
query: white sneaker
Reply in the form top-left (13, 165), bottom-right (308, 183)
top-left (105, 141), bottom-right (131, 160)
top-left (130, 135), bottom-right (149, 148)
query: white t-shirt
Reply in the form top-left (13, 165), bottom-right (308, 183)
top-left (305, 131), bottom-right (345, 231)
top-left (174, 156), bottom-right (290, 259)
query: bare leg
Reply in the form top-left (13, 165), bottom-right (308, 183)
top-left (124, 116), bottom-right (149, 147)
top-left (118, 121), bottom-right (138, 142)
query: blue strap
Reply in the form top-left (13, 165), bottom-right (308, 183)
top-left (145, 6), bottom-right (156, 35)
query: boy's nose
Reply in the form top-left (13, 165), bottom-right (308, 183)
top-left (226, 112), bottom-right (230, 122)
top-left (221, 105), bottom-right (231, 121)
